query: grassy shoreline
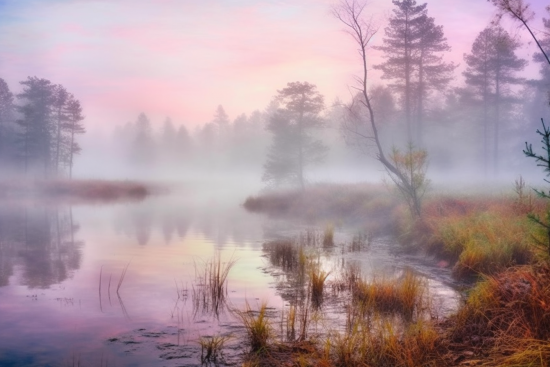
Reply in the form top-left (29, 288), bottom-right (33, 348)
top-left (240, 183), bottom-right (550, 366)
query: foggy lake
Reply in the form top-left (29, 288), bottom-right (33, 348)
top-left (0, 185), bottom-right (461, 367)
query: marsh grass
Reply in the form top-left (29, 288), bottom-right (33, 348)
top-left (237, 301), bottom-right (273, 352)
top-left (192, 254), bottom-right (236, 318)
top-left (419, 194), bottom-right (545, 279)
top-left (198, 334), bottom-right (230, 363)
top-left (309, 263), bottom-right (330, 308)
top-left (325, 312), bottom-right (441, 367)
top-left (448, 265), bottom-right (550, 365)
top-left (352, 269), bottom-right (426, 320)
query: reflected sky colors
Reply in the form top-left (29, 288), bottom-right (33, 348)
top-left (0, 0), bottom-right (547, 131)
top-left (0, 192), bottom-right (278, 366)
top-left (0, 187), bottom-right (462, 366)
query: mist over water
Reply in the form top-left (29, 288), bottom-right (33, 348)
top-left (2, 0), bottom-right (550, 365)
top-left (0, 182), bottom-right (462, 366)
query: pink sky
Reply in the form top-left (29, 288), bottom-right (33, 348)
top-left (0, 0), bottom-right (547, 132)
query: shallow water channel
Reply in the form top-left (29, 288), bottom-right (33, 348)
top-left (0, 187), bottom-right (462, 366)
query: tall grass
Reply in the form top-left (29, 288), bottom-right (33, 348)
top-left (352, 269), bottom-right (425, 320)
top-left (420, 194), bottom-right (544, 279)
top-left (192, 254), bottom-right (236, 317)
top-left (328, 316), bottom-right (440, 367)
top-left (236, 301), bottom-right (272, 353)
top-left (309, 263), bottom-right (330, 308)
top-left (198, 334), bottom-right (230, 363)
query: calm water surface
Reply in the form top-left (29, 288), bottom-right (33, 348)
top-left (0, 187), bottom-right (461, 366)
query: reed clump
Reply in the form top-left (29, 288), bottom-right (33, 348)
top-left (309, 263), bottom-right (330, 308)
top-left (237, 301), bottom-right (273, 353)
top-left (192, 254), bottom-right (236, 317)
top-left (198, 334), bottom-right (230, 363)
top-left (352, 269), bottom-right (425, 319)
top-left (328, 317), bottom-right (441, 367)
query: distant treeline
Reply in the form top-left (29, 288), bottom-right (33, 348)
top-left (0, 77), bottom-right (85, 179)
top-left (106, 3), bottom-right (550, 183)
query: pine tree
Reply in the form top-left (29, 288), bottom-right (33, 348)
top-left (52, 84), bottom-right (69, 175)
top-left (63, 96), bottom-right (85, 178)
top-left (374, 0), bottom-right (454, 145)
top-left (463, 25), bottom-right (526, 175)
top-left (0, 78), bottom-right (14, 165)
top-left (16, 77), bottom-right (55, 176)
top-left (131, 112), bottom-right (155, 166)
top-left (414, 15), bottom-right (456, 145)
top-left (262, 82), bottom-right (327, 189)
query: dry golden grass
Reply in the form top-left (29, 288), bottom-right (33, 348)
top-left (447, 264), bottom-right (550, 366)
top-left (237, 301), bottom-right (273, 353)
top-left (352, 269), bottom-right (426, 319)
top-left (309, 264), bottom-right (330, 308)
top-left (419, 194), bottom-right (546, 279)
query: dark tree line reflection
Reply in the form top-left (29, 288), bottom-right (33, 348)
top-left (0, 205), bottom-right (82, 288)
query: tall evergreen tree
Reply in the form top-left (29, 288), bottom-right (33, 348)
top-left (374, 0), bottom-right (427, 142)
top-left (463, 25), bottom-right (526, 175)
top-left (374, 0), bottom-right (454, 145)
top-left (212, 105), bottom-right (230, 137)
top-left (262, 81), bottom-right (327, 189)
top-left (414, 15), bottom-right (456, 145)
top-left (16, 77), bottom-right (55, 176)
top-left (63, 96), bottom-right (85, 178)
top-left (0, 79), bottom-right (14, 165)
top-left (51, 84), bottom-right (69, 175)
top-left (131, 112), bottom-right (155, 166)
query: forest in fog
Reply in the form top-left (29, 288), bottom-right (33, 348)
top-left (0, 0), bottom-right (549, 185)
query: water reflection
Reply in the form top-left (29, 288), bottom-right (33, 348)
top-left (109, 195), bottom-right (265, 248)
top-left (0, 204), bottom-right (82, 288)
top-left (0, 192), bottom-right (462, 367)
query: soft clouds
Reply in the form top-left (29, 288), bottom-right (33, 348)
top-left (0, 0), bottom-right (546, 131)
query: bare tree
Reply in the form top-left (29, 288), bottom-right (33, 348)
top-left (333, 0), bottom-right (428, 218)
top-left (489, 0), bottom-right (550, 66)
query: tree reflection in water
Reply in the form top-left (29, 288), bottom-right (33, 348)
top-left (0, 205), bottom-right (82, 288)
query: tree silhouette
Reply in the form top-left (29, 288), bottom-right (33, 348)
top-left (463, 25), bottom-right (526, 175)
top-left (0, 79), bottom-right (14, 166)
top-left (262, 82), bottom-right (327, 189)
top-left (16, 77), bottom-right (55, 176)
top-left (374, 0), bottom-right (454, 145)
